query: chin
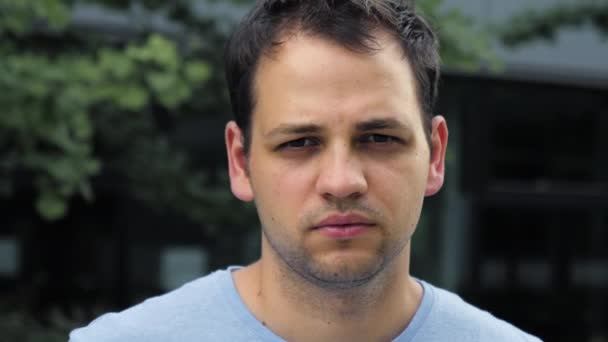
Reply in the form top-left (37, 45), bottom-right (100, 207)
top-left (304, 254), bottom-right (385, 286)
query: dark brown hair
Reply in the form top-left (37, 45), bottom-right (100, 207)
top-left (224, 0), bottom-right (440, 153)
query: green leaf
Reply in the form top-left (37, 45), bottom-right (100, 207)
top-left (72, 59), bottom-right (103, 83)
top-left (146, 34), bottom-right (179, 69)
top-left (158, 82), bottom-right (191, 109)
top-left (79, 181), bottom-right (94, 202)
top-left (69, 111), bottom-right (94, 140)
top-left (146, 71), bottom-right (176, 93)
top-left (37, 0), bottom-right (70, 30)
top-left (83, 158), bottom-right (101, 174)
top-left (499, 2), bottom-right (608, 46)
top-left (184, 62), bottom-right (211, 84)
top-left (115, 84), bottom-right (149, 110)
top-left (47, 157), bottom-right (78, 183)
top-left (99, 49), bottom-right (133, 78)
top-left (36, 191), bottom-right (67, 221)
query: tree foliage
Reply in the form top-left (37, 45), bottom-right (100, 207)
top-left (500, 1), bottom-right (608, 46)
top-left (417, 0), bottom-right (497, 70)
top-left (0, 0), bottom-right (242, 225)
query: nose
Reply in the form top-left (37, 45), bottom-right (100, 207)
top-left (315, 144), bottom-right (368, 201)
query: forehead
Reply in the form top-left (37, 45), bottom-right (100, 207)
top-left (252, 31), bottom-right (422, 132)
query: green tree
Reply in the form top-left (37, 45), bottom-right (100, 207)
top-left (0, 0), bottom-right (250, 227)
top-left (417, 0), bottom-right (498, 70)
top-left (499, 1), bottom-right (608, 46)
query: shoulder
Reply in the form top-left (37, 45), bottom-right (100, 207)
top-left (420, 282), bottom-right (542, 342)
top-left (69, 269), bottom-right (238, 342)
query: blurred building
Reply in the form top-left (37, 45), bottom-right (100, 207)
top-left (431, 1), bottom-right (608, 341)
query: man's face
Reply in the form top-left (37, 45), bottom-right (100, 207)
top-left (226, 31), bottom-right (447, 287)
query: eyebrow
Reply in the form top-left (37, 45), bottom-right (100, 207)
top-left (355, 118), bottom-right (410, 132)
top-left (264, 123), bottom-right (323, 138)
top-left (264, 117), bottom-right (410, 139)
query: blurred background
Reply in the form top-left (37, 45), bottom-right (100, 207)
top-left (0, 0), bottom-right (606, 341)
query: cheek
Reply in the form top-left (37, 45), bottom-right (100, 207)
top-left (367, 160), bottom-right (428, 217)
top-left (272, 165), bottom-right (311, 197)
top-left (251, 160), bottom-right (315, 215)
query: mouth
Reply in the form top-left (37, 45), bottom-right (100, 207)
top-left (312, 213), bottom-right (376, 239)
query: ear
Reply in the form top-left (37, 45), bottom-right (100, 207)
top-left (225, 121), bottom-right (254, 201)
top-left (425, 115), bottom-right (448, 196)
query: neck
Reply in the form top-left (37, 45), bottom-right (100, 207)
top-left (233, 241), bottom-right (423, 342)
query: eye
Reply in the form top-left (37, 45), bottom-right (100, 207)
top-left (278, 137), bottom-right (320, 150)
top-left (360, 134), bottom-right (401, 144)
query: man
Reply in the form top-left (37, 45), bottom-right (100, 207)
top-left (71, 1), bottom-right (542, 341)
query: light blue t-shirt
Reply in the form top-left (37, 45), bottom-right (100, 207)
top-left (70, 267), bottom-right (542, 341)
